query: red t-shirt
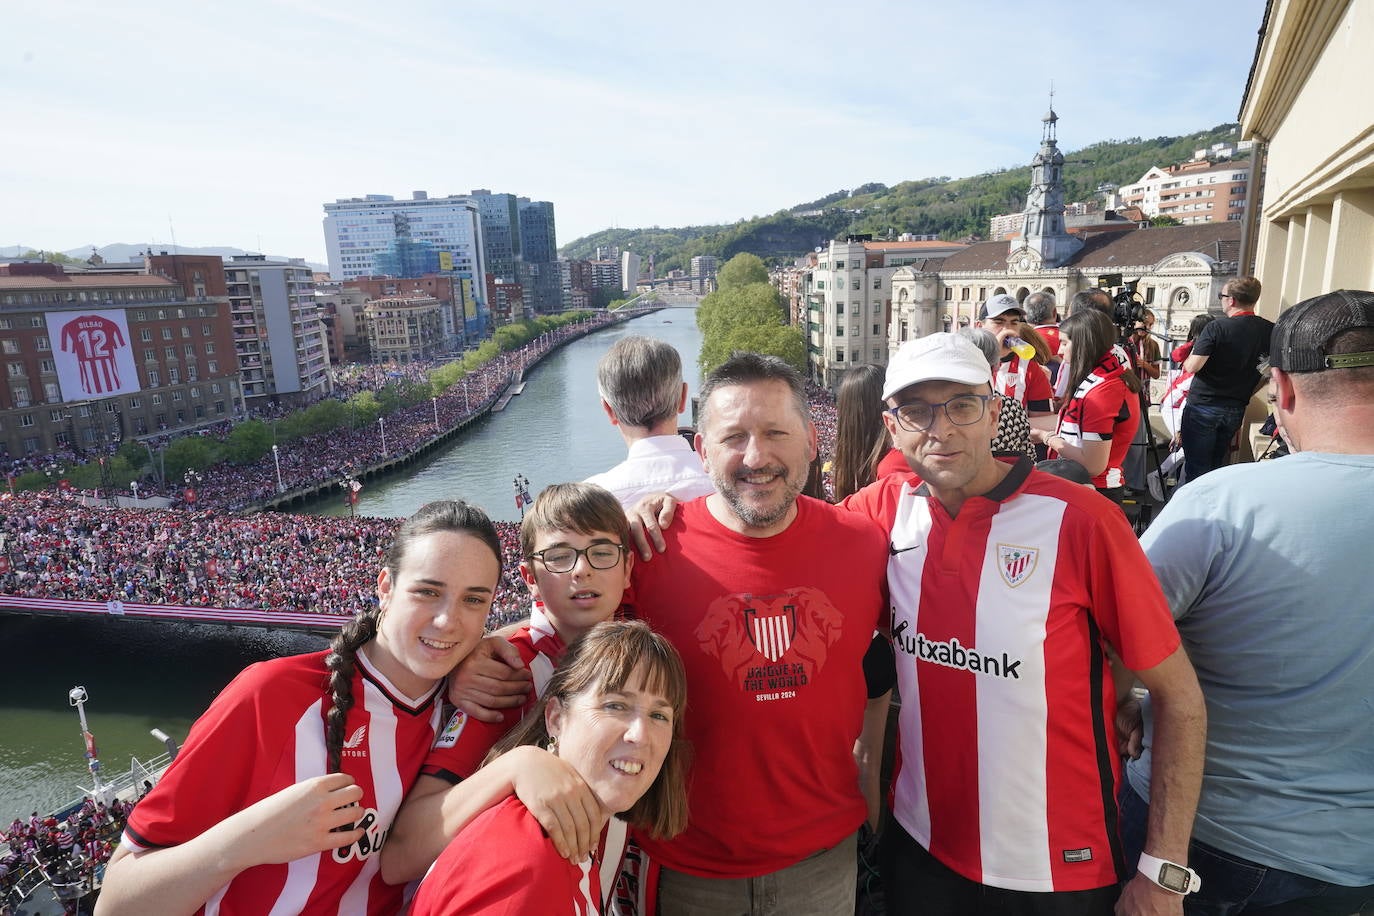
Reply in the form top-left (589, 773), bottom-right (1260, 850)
top-left (1055, 352), bottom-right (1139, 490)
top-left (123, 650), bottom-right (443, 915)
top-left (876, 447), bottom-right (914, 481)
top-left (843, 460), bottom-right (1179, 892)
top-left (421, 605), bottom-right (566, 784)
top-left (629, 496), bottom-right (887, 878)
top-left (409, 796), bottom-right (599, 915)
top-left (994, 353), bottom-right (1053, 409)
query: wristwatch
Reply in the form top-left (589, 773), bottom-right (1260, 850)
top-left (1137, 852), bottom-right (1202, 894)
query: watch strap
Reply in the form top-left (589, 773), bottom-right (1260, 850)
top-left (1136, 851), bottom-right (1202, 894)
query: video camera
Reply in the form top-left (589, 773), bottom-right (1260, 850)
top-left (1096, 273), bottom-right (1146, 337)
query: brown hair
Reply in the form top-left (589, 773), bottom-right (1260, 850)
top-left (325, 499), bottom-right (502, 773)
top-left (488, 620), bottom-right (690, 840)
top-left (832, 364), bottom-right (890, 501)
top-left (1059, 309), bottom-right (1142, 399)
top-left (519, 482), bottom-right (630, 558)
top-left (1224, 276), bottom-right (1262, 307)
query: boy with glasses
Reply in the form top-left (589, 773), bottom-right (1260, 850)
top-left (386, 482), bottom-right (633, 882)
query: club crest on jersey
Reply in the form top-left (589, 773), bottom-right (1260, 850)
top-left (997, 544), bottom-right (1039, 588)
top-left (745, 605), bottom-right (796, 662)
top-left (434, 709), bottom-right (468, 749)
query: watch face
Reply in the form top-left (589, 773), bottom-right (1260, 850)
top-left (1158, 862), bottom-right (1191, 893)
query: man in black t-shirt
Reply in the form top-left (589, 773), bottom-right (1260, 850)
top-left (1180, 276), bottom-right (1274, 482)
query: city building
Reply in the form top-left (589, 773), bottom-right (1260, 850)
top-left (467, 189), bottom-right (522, 282)
top-left (364, 295), bottom-right (444, 364)
top-left (223, 255), bottom-right (330, 407)
top-left (321, 193), bottom-right (487, 321)
top-left (344, 274), bottom-right (486, 352)
top-left (488, 279), bottom-right (525, 325)
top-left (0, 257), bottom-right (243, 457)
top-left (690, 255), bottom-right (718, 294)
top-left (516, 199), bottom-right (561, 313)
top-left (803, 238), bottom-right (966, 386)
top-left (314, 283), bottom-right (370, 361)
top-left (1238, 0), bottom-right (1374, 311)
top-left (621, 251), bottom-right (642, 295)
top-left (1117, 159), bottom-right (1251, 224)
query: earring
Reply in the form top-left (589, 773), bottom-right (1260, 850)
top-left (546, 736), bottom-right (558, 755)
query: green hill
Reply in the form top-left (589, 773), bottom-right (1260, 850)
top-left (560, 123), bottom-right (1247, 272)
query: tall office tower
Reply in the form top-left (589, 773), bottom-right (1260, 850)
top-left (516, 198), bottom-right (561, 313)
top-left (468, 189), bottom-right (521, 282)
top-left (321, 192), bottom-right (487, 290)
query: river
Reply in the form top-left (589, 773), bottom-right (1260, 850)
top-left (0, 307), bottom-right (701, 826)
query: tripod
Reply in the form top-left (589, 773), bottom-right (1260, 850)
top-left (1119, 332), bottom-right (1172, 535)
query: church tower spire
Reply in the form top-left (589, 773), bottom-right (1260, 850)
top-left (1011, 94), bottom-right (1082, 271)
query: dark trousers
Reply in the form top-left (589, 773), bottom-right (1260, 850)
top-left (1119, 782), bottom-right (1374, 916)
top-left (1180, 402), bottom-right (1245, 483)
top-left (877, 820), bottom-right (1118, 915)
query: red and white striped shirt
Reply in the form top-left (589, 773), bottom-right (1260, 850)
top-left (123, 649), bottom-right (443, 915)
top-left (843, 460), bottom-right (1178, 892)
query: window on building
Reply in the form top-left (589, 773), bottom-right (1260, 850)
top-left (873, 348), bottom-right (881, 360)
top-left (172, 389), bottom-right (183, 401)
top-left (836, 326), bottom-right (845, 337)
top-left (50, 409), bottom-right (65, 422)
top-left (0, 319), bottom-right (10, 329)
top-left (12, 386), bottom-right (30, 407)
top-left (29, 316), bottom-right (42, 327)
top-left (943, 288), bottom-right (953, 301)
top-left (184, 344), bottom-right (196, 357)
top-left (834, 349), bottom-right (845, 362)
top-left (850, 260), bottom-right (861, 269)
top-left (181, 327), bottom-right (191, 338)
top-left (169, 368), bottom-right (180, 383)
top-left (205, 342), bottom-right (215, 354)
top-left (164, 347), bottom-right (176, 359)
top-left (873, 324), bottom-right (880, 335)
top-left (148, 370), bottom-right (161, 386)
top-left (19, 413), bottom-right (34, 427)
top-left (43, 383), bottom-right (59, 401)
top-left (140, 329), bottom-right (153, 342)
top-left (152, 393), bottom-right (163, 405)
top-left (961, 288), bottom-right (970, 301)
top-left (851, 278), bottom-right (861, 290)
top-left (836, 302), bottom-right (845, 316)
top-left (215, 401), bottom-right (226, 415)
top-left (203, 324), bottom-right (212, 335)
top-left (129, 397), bottom-right (141, 409)
top-left (211, 383), bottom-right (221, 394)
top-left (873, 277), bottom-right (882, 289)
top-left (40, 359), bottom-right (54, 373)
top-left (7, 362), bottom-right (23, 378)
top-left (161, 328), bottom-right (172, 340)
top-left (1, 340), bottom-right (18, 354)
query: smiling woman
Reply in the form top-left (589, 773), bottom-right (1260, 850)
top-left (94, 500), bottom-right (504, 916)
top-left (409, 620), bottom-right (690, 916)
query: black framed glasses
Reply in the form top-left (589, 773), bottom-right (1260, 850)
top-left (528, 543), bottom-right (625, 573)
top-left (1218, 292), bottom-right (1233, 301)
top-left (888, 394), bottom-right (991, 432)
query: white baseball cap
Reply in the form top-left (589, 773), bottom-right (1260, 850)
top-left (980, 294), bottom-right (1024, 320)
top-left (882, 333), bottom-right (993, 400)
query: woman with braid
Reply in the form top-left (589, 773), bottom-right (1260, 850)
top-left (97, 499), bottom-right (504, 916)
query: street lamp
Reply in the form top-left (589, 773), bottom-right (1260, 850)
top-left (432, 396), bottom-right (439, 430)
top-left (271, 444), bottom-right (284, 494)
top-left (462, 378), bottom-right (470, 415)
top-left (69, 685), bottom-right (104, 797)
top-left (184, 469), bottom-right (203, 506)
top-left (378, 417), bottom-right (388, 458)
top-left (339, 469), bottom-right (358, 518)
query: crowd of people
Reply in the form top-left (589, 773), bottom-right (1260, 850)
top-left (1, 795), bottom-right (138, 914)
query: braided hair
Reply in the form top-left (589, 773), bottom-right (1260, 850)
top-left (324, 499), bottom-right (502, 773)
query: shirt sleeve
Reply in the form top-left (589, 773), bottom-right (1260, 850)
top-left (122, 662), bottom-right (284, 850)
top-left (1025, 361), bottom-right (1053, 404)
top-left (420, 708), bottom-right (519, 784)
top-left (1191, 321), bottom-right (1220, 358)
top-left (1082, 504), bottom-right (1180, 671)
top-left (1138, 485), bottom-right (1226, 623)
top-left (1078, 380), bottom-right (1127, 440)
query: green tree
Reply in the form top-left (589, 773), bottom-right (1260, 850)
top-left (222, 419), bottom-right (273, 464)
top-left (164, 435), bottom-right (214, 483)
top-left (697, 283), bottom-right (784, 339)
top-left (700, 324), bottom-right (807, 376)
top-left (716, 253), bottom-right (769, 289)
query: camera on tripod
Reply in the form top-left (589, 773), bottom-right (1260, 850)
top-left (1096, 273), bottom-right (1146, 336)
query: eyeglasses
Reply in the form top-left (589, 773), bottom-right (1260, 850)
top-left (528, 543), bottom-right (626, 573)
top-left (1133, 326), bottom-right (1148, 333)
top-left (1218, 293), bottom-right (1233, 301)
top-left (888, 394), bottom-right (991, 432)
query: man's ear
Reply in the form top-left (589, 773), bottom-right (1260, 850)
top-left (677, 381), bottom-right (689, 414)
top-left (600, 398), bottom-right (620, 427)
top-left (1271, 368), bottom-right (1297, 412)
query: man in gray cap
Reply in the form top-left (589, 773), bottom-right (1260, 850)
top-left (980, 294), bottom-right (1054, 417)
top-left (841, 332), bottom-right (1205, 915)
top-left (1123, 290), bottom-right (1374, 914)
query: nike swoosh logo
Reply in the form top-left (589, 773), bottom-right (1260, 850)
top-left (889, 543), bottom-right (921, 555)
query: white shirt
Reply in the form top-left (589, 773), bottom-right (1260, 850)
top-left (584, 434), bottom-right (715, 509)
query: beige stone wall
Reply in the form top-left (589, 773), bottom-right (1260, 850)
top-left (1242, 0), bottom-right (1374, 312)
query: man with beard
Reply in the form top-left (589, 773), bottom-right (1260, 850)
top-left (625, 351), bottom-right (890, 915)
top-left (449, 353), bottom-right (890, 915)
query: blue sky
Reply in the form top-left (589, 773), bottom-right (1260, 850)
top-left (4, 0), bottom-right (1266, 265)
